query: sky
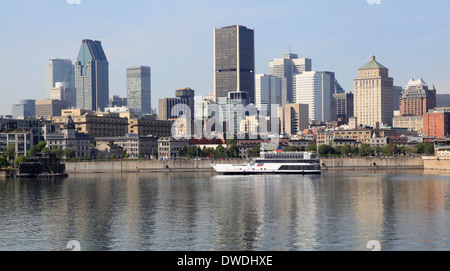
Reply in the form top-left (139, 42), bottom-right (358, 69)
top-left (1, 0), bottom-right (450, 115)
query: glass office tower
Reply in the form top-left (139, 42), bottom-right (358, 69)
top-left (214, 25), bottom-right (255, 105)
top-left (127, 66), bottom-right (151, 113)
top-left (75, 39), bottom-right (109, 111)
top-left (46, 59), bottom-right (75, 100)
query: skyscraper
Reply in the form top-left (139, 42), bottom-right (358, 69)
top-left (294, 71), bottom-right (334, 122)
top-left (75, 39), bottom-right (109, 111)
top-left (214, 25), bottom-right (255, 104)
top-left (158, 88), bottom-right (195, 121)
top-left (255, 74), bottom-right (285, 117)
top-left (354, 56), bottom-right (394, 127)
top-left (127, 66), bottom-right (151, 113)
top-left (269, 53), bottom-right (312, 105)
top-left (46, 59), bottom-right (75, 100)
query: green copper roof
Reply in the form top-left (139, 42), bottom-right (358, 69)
top-left (359, 56), bottom-right (387, 70)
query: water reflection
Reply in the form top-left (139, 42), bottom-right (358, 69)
top-left (0, 170), bottom-right (450, 251)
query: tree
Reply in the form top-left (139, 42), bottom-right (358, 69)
top-left (382, 144), bottom-right (399, 156)
top-left (14, 156), bottom-right (26, 168)
top-left (5, 144), bottom-right (16, 161)
top-left (97, 153), bottom-right (102, 159)
top-left (318, 145), bottom-right (335, 157)
top-left (28, 141), bottom-right (47, 156)
top-left (214, 145), bottom-right (227, 158)
top-left (342, 144), bottom-right (353, 156)
top-left (179, 145), bottom-right (188, 157)
top-left (358, 144), bottom-right (373, 157)
top-left (111, 154), bottom-right (115, 159)
top-left (227, 143), bottom-right (239, 158)
top-left (0, 155), bottom-right (8, 168)
top-left (50, 146), bottom-right (64, 159)
top-left (248, 144), bottom-right (261, 158)
top-left (413, 143), bottom-right (434, 155)
top-left (306, 144), bottom-right (317, 152)
top-left (63, 148), bottom-right (76, 159)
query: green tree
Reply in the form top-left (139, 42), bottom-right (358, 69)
top-left (111, 154), bottom-right (115, 159)
top-left (50, 146), bottom-right (64, 159)
top-left (342, 144), bottom-right (353, 156)
top-left (226, 143), bottom-right (239, 158)
top-left (214, 145), bottom-right (227, 158)
top-left (358, 144), bottom-right (373, 157)
top-left (398, 146), bottom-right (413, 155)
top-left (203, 147), bottom-right (215, 158)
top-left (187, 146), bottom-right (199, 158)
top-left (179, 145), bottom-right (188, 157)
top-left (306, 144), bottom-right (317, 152)
top-left (318, 144), bottom-right (335, 157)
top-left (0, 155), bottom-right (9, 168)
top-left (28, 141), bottom-right (47, 156)
top-left (5, 144), bottom-right (16, 161)
top-left (413, 143), bottom-right (434, 155)
top-left (382, 144), bottom-right (399, 156)
top-left (248, 144), bottom-right (261, 158)
top-left (14, 155), bottom-right (26, 168)
top-left (63, 148), bottom-right (76, 159)
top-left (97, 153), bottom-right (102, 159)
top-left (41, 147), bottom-right (49, 154)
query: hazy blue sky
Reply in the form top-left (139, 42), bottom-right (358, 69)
top-left (1, 0), bottom-right (449, 115)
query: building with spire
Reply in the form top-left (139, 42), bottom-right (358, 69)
top-left (75, 39), bottom-right (109, 111)
top-left (353, 56), bottom-right (394, 127)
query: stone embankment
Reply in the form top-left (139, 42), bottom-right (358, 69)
top-left (63, 156), bottom-right (426, 173)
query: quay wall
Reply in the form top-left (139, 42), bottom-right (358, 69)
top-left (64, 157), bottom-right (425, 173)
top-left (422, 156), bottom-right (450, 171)
top-left (320, 157), bottom-right (424, 170)
top-left (64, 159), bottom-right (250, 173)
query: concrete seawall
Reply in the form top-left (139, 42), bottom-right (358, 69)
top-left (64, 159), bottom-right (251, 173)
top-left (64, 157), bottom-right (425, 173)
top-left (423, 156), bottom-right (450, 171)
top-left (321, 157), bottom-right (424, 170)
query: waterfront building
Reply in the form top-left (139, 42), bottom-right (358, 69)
top-left (52, 109), bottom-right (128, 143)
top-left (50, 82), bottom-right (76, 109)
top-left (35, 99), bottom-right (67, 118)
top-left (214, 25), bottom-right (255, 104)
top-left (45, 116), bottom-right (91, 159)
top-left (0, 118), bottom-right (45, 146)
top-left (333, 92), bottom-right (354, 123)
top-left (157, 137), bottom-right (189, 160)
top-left (46, 59), bottom-right (75, 100)
top-left (12, 100), bottom-right (36, 119)
top-left (0, 132), bottom-right (33, 158)
top-left (127, 115), bottom-right (173, 138)
top-left (294, 71), bottom-right (334, 122)
top-left (127, 66), bottom-right (151, 113)
top-left (353, 56), bottom-right (394, 127)
top-left (96, 134), bottom-right (159, 159)
top-left (255, 74), bottom-right (285, 117)
top-left (333, 128), bottom-right (374, 144)
top-left (93, 142), bottom-right (124, 159)
top-left (399, 78), bottom-right (436, 117)
top-left (423, 108), bottom-right (450, 139)
top-left (158, 88), bottom-right (195, 121)
top-left (393, 115), bottom-right (423, 134)
top-left (75, 39), bottom-right (109, 111)
top-left (278, 103), bottom-right (309, 137)
top-left (269, 53), bottom-right (312, 105)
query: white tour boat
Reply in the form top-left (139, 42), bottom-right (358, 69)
top-left (211, 150), bottom-right (321, 175)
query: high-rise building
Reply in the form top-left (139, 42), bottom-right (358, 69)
top-left (214, 25), bottom-right (255, 104)
top-left (392, 86), bottom-right (403, 112)
top-left (333, 92), bottom-right (354, 123)
top-left (75, 39), bottom-right (109, 111)
top-left (50, 82), bottom-right (75, 108)
top-left (158, 88), bottom-right (195, 121)
top-left (269, 53), bottom-right (312, 105)
top-left (278, 104), bottom-right (309, 136)
top-left (36, 99), bottom-right (67, 118)
top-left (354, 56), bottom-right (394, 127)
top-left (46, 59), bottom-right (75, 99)
top-left (294, 71), bottom-right (334, 122)
top-left (255, 74), bottom-right (285, 117)
top-left (12, 99), bottom-right (36, 119)
top-left (126, 66), bottom-right (151, 113)
top-left (399, 78), bottom-right (436, 117)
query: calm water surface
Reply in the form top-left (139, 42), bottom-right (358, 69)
top-left (1, 169), bottom-right (450, 251)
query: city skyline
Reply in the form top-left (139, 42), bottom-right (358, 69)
top-left (1, 0), bottom-right (450, 116)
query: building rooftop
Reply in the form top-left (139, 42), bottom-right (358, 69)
top-left (359, 56), bottom-right (388, 70)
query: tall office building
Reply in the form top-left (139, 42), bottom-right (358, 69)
top-left (50, 82), bottom-right (75, 109)
top-left (75, 39), bottom-right (109, 111)
top-left (269, 53), bottom-right (312, 105)
top-left (214, 25), bottom-right (255, 104)
top-left (278, 104), bottom-right (309, 136)
top-left (294, 71), bottom-right (334, 122)
top-left (255, 74), bottom-right (285, 117)
top-left (46, 59), bottom-right (75, 99)
top-left (12, 100), bottom-right (36, 119)
top-left (126, 66), bottom-right (151, 113)
top-left (333, 92), bottom-right (354, 123)
top-left (158, 88), bottom-right (195, 121)
top-left (354, 56), bottom-right (394, 127)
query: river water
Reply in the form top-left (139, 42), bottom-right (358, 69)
top-left (1, 169), bottom-right (450, 251)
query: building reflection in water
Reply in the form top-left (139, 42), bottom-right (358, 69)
top-left (1, 169), bottom-right (450, 251)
